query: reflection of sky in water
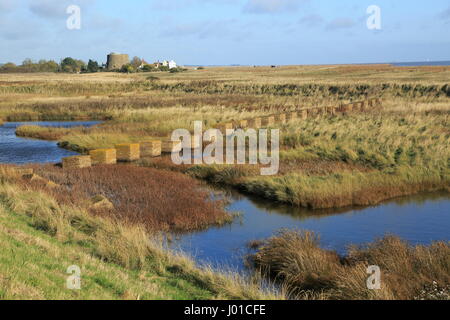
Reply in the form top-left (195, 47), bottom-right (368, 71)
top-left (0, 121), bottom-right (100, 164)
top-left (175, 191), bottom-right (450, 271)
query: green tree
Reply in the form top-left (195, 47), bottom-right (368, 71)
top-left (39, 60), bottom-right (59, 72)
top-left (87, 59), bottom-right (99, 73)
top-left (142, 64), bottom-right (155, 72)
top-left (61, 57), bottom-right (78, 72)
top-left (76, 59), bottom-right (86, 72)
top-left (120, 64), bottom-right (135, 73)
top-left (60, 57), bottom-right (85, 73)
top-left (0, 62), bottom-right (17, 73)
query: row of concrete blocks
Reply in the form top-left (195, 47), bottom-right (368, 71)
top-left (62, 140), bottom-right (188, 169)
top-left (215, 98), bottom-right (382, 133)
top-left (62, 98), bottom-right (382, 169)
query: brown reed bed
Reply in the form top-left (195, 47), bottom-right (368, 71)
top-left (28, 165), bottom-right (231, 232)
top-left (251, 230), bottom-right (450, 300)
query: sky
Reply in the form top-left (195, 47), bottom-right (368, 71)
top-left (0, 0), bottom-right (449, 65)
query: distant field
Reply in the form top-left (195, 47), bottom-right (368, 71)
top-left (1, 64), bottom-right (449, 122)
top-left (2, 64), bottom-right (450, 84)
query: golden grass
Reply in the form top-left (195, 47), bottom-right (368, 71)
top-left (252, 230), bottom-right (449, 300)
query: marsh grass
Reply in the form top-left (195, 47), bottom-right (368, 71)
top-left (1, 64), bottom-right (449, 122)
top-left (183, 109), bottom-right (449, 209)
top-left (252, 230), bottom-right (450, 300)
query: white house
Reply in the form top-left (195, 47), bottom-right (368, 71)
top-left (162, 60), bottom-right (177, 69)
top-left (168, 60), bottom-right (177, 69)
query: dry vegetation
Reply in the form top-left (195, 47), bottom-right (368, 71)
top-left (19, 164), bottom-right (231, 232)
top-left (251, 230), bottom-right (450, 300)
top-left (1, 64), bottom-right (449, 122)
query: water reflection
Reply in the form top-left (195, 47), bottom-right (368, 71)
top-left (175, 189), bottom-right (450, 271)
top-left (0, 121), bottom-right (100, 164)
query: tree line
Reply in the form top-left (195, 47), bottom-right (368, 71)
top-left (0, 57), bottom-right (101, 73)
top-left (0, 56), bottom-right (186, 74)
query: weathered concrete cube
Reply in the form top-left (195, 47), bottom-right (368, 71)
top-left (162, 140), bottom-right (182, 153)
top-left (275, 113), bottom-right (287, 124)
top-left (261, 116), bottom-right (275, 127)
top-left (248, 118), bottom-right (262, 129)
top-left (90, 149), bottom-right (117, 165)
top-left (115, 144), bottom-right (140, 162)
top-left (62, 155), bottom-right (91, 169)
top-left (140, 140), bottom-right (162, 157)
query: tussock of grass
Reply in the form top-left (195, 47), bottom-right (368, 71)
top-left (252, 230), bottom-right (450, 300)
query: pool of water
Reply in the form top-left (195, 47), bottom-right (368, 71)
top-left (0, 121), bottom-right (100, 164)
top-left (175, 190), bottom-right (450, 271)
top-left (1, 121), bottom-right (448, 272)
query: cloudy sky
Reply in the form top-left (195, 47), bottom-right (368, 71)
top-left (1, 0), bottom-right (449, 65)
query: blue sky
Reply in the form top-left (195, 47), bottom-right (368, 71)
top-left (1, 0), bottom-right (449, 65)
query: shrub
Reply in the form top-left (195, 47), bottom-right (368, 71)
top-left (120, 64), bottom-right (135, 73)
